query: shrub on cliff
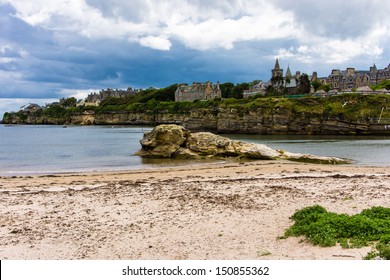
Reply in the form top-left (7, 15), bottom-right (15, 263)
top-left (95, 84), bottom-right (178, 113)
top-left (42, 105), bottom-right (68, 118)
top-left (153, 84), bottom-right (178, 101)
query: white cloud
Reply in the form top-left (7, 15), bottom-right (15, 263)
top-left (275, 47), bottom-right (295, 59)
top-left (272, 19), bottom-right (387, 68)
top-left (4, 0), bottom-right (389, 67)
top-left (4, 0), bottom-right (298, 51)
top-left (0, 57), bottom-right (14, 63)
top-left (2, 0), bottom-right (390, 83)
top-left (281, 42), bottom-right (381, 67)
top-left (139, 36), bottom-right (172, 51)
top-left (167, 10), bottom-right (297, 50)
top-left (297, 46), bottom-right (309, 54)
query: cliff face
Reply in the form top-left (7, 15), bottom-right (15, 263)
top-left (218, 107), bottom-right (373, 135)
top-left (2, 111), bottom-right (94, 125)
top-left (2, 106), bottom-right (389, 135)
top-left (94, 112), bottom-right (187, 125)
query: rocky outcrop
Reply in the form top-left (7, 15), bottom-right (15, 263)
top-left (135, 124), bottom-right (190, 158)
top-left (134, 124), bottom-right (350, 164)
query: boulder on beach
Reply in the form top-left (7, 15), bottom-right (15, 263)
top-left (134, 124), bottom-right (350, 164)
top-left (135, 124), bottom-right (190, 158)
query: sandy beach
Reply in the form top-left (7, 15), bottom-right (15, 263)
top-left (1, 160), bottom-right (389, 260)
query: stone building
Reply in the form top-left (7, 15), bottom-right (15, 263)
top-left (175, 82), bottom-right (221, 102)
top-left (269, 59), bottom-right (390, 93)
top-left (85, 88), bottom-right (137, 103)
top-left (325, 63), bottom-right (390, 91)
top-left (20, 103), bottom-right (42, 112)
top-left (243, 81), bottom-right (267, 98)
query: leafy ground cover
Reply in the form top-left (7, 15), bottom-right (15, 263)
top-left (283, 205), bottom-right (390, 259)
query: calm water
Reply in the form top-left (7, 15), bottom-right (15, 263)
top-left (0, 125), bottom-right (153, 176)
top-left (0, 125), bottom-right (389, 176)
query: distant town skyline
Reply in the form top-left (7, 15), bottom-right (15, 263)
top-left (1, 0), bottom-right (390, 117)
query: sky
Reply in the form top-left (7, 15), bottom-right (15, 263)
top-left (1, 0), bottom-right (390, 117)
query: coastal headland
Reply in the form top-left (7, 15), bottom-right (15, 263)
top-left (1, 161), bottom-right (389, 259)
top-left (3, 94), bottom-right (390, 135)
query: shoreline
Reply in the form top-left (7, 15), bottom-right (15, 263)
top-left (0, 155), bottom-right (389, 178)
top-left (0, 158), bottom-right (229, 177)
top-left (1, 160), bottom-right (390, 260)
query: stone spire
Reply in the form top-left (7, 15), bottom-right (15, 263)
top-left (274, 58), bottom-right (281, 69)
top-left (286, 64), bottom-right (292, 79)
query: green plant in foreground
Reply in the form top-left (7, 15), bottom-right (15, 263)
top-left (284, 205), bottom-right (390, 259)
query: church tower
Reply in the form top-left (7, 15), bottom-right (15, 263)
top-left (272, 58), bottom-right (283, 79)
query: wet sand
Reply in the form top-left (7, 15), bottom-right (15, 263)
top-left (1, 160), bottom-right (389, 259)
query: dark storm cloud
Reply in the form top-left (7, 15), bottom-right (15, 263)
top-left (0, 0), bottom-right (389, 106)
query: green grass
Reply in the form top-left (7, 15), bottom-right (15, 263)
top-left (283, 205), bottom-right (390, 259)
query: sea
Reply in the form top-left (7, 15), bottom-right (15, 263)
top-left (0, 124), bottom-right (390, 176)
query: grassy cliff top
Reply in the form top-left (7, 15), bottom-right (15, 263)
top-left (3, 93), bottom-right (390, 124)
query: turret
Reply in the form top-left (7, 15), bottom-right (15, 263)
top-left (370, 63), bottom-right (377, 73)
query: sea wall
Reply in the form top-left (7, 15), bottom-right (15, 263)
top-left (3, 107), bottom-right (390, 135)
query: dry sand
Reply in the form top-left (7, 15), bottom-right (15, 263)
top-left (0, 160), bottom-right (389, 260)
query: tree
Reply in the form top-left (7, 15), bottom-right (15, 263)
top-left (250, 80), bottom-right (261, 86)
top-left (296, 74), bottom-right (311, 94)
top-left (270, 75), bottom-right (285, 95)
top-left (371, 79), bottom-right (390, 91)
top-left (285, 77), bottom-right (291, 86)
top-left (220, 82), bottom-right (234, 98)
top-left (319, 84), bottom-right (331, 92)
top-left (153, 84), bottom-right (178, 101)
top-left (60, 97), bottom-right (77, 107)
top-left (231, 83), bottom-right (249, 99)
top-left (266, 85), bottom-right (275, 95)
top-left (311, 79), bottom-right (322, 92)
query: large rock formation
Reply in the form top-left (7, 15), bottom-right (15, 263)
top-left (134, 124), bottom-right (350, 164)
top-left (136, 124), bottom-right (190, 158)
